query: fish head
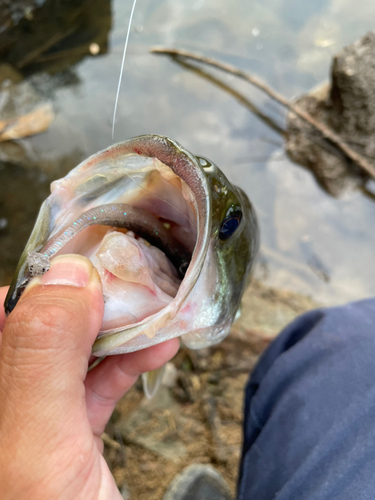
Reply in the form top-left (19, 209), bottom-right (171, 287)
top-left (4, 135), bottom-right (259, 356)
top-left (177, 156), bottom-right (259, 350)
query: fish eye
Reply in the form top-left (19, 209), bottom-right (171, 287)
top-left (219, 210), bottom-right (242, 240)
top-left (196, 156), bottom-right (214, 170)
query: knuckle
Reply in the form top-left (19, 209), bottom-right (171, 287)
top-left (17, 299), bottom-right (75, 331)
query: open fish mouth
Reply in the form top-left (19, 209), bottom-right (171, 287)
top-left (27, 202), bottom-right (193, 280)
top-left (5, 135), bottom-right (258, 357)
top-left (26, 160), bottom-right (199, 333)
top-left (5, 136), bottom-right (212, 351)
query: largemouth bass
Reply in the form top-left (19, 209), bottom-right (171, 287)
top-left (4, 135), bottom-right (259, 394)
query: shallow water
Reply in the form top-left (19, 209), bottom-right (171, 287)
top-left (1, 0), bottom-right (375, 305)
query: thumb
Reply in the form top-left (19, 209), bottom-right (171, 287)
top-left (0, 254), bottom-right (103, 427)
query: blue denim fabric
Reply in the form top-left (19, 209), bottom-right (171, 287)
top-left (237, 298), bottom-right (375, 500)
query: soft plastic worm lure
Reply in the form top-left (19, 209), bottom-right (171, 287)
top-left (27, 203), bottom-right (191, 278)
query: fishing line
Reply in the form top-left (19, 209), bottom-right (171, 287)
top-left (111, 0), bottom-right (196, 231)
top-left (112, 0), bottom-right (138, 144)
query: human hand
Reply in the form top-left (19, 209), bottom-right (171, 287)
top-left (0, 254), bottom-right (179, 499)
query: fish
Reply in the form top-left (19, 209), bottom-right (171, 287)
top-left (4, 134), bottom-right (259, 396)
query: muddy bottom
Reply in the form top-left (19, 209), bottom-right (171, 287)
top-left (103, 280), bottom-right (317, 499)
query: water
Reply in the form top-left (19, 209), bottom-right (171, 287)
top-left (1, 0), bottom-right (375, 305)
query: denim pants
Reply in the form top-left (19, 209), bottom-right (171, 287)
top-left (237, 298), bottom-right (375, 500)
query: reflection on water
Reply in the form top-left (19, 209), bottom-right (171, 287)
top-left (172, 57), bottom-right (286, 138)
top-left (0, 0), bottom-right (375, 304)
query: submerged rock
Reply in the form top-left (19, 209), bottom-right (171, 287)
top-left (286, 32), bottom-right (375, 196)
top-left (0, 71), bottom-right (54, 142)
top-left (330, 32), bottom-right (375, 135)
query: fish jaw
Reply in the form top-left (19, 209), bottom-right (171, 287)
top-left (92, 198), bottom-right (256, 356)
top-left (92, 154), bottom-right (258, 358)
top-left (92, 241), bottom-right (222, 355)
top-left (4, 199), bottom-right (53, 314)
top-left (5, 135), bottom-right (259, 358)
top-left (91, 239), bottom-right (218, 356)
top-left (92, 225), bottom-right (249, 356)
top-left (92, 230), bottom-right (180, 331)
top-left (4, 135), bottom-right (214, 350)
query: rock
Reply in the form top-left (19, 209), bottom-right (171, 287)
top-left (286, 84), bottom-right (363, 196)
top-left (0, 78), bottom-right (54, 141)
top-left (118, 386), bottom-right (189, 461)
top-left (286, 32), bottom-right (375, 196)
top-left (0, 102), bottom-right (54, 141)
top-left (162, 362), bottom-right (178, 388)
top-left (120, 484), bottom-right (130, 500)
top-left (330, 32), bottom-right (375, 134)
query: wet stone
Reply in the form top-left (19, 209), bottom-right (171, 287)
top-left (330, 32), bottom-right (375, 134)
top-left (0, 76), bottom-right (54, 143)
top-left (286, 31), bottom-right (375, 196)
top-left (117, 386), bottom-right (189, 461)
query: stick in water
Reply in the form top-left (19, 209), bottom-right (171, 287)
top-left (151, 47), bottom-right (375, 181)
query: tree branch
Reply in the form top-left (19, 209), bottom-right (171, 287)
top-left (151, 47), bottom-right (375, 180)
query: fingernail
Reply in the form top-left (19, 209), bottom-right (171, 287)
top-left (40, 254), bottom-right (93, 287)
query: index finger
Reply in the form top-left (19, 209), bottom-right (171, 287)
top-left (0, 286), bottom-right (9, 331)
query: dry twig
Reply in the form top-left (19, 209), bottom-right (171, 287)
top-left (201, 395), bottom-right (228, 464)
top-left (101, 432), bottom-right (122, 451)
top-left (151, 47), bottom-right (375, 180)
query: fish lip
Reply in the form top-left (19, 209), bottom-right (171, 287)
top-left (5, 198), bottom-right (53, 315)
top-left (4, 135), bottom-right (212, 340)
